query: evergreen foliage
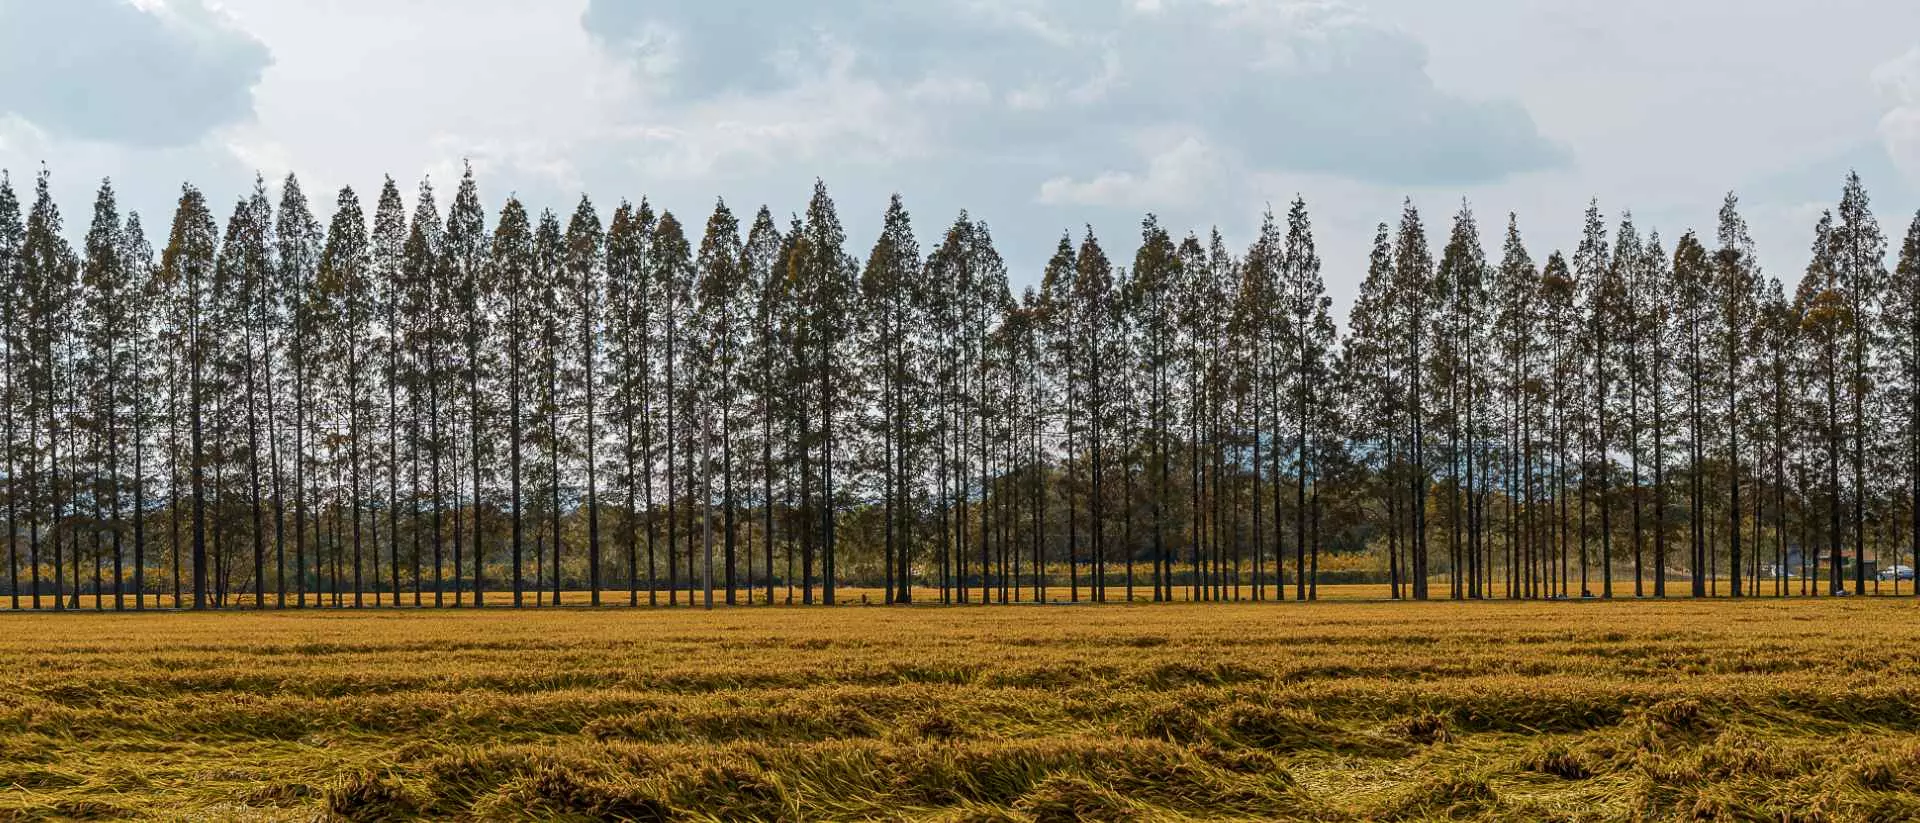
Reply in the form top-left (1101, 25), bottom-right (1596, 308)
top-left (2, 166), bottom-right (1917, 607)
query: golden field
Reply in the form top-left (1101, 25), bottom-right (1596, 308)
top-left (4, 597), bottom-right (1920, 821)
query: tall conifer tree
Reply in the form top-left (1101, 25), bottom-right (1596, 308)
top-left (493, 197), bottom-right (534, 605)
top-left (159, 185), bottom-right (217, 608)
top-left (316, 187), bottom-right (370, 606)
top-left (565, 196), bottom-right (606, 603)
top-left (370, 178), bottom-right (407, 606)
top-left (442, 166), bottom-right (488, 606)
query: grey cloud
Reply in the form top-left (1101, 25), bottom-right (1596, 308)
top-left (1116, 3), bottom-right (1569, 185)
top-left (0, 0), bottom-right (270, 147)
top-left (581, 0), bottom-right (1566, 188)
top-left (581, 1), bottom-right (1095, 100)
top-left (1880, 47), bottom-right (1920, 184)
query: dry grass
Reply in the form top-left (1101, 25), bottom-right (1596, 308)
top-left (3, 597), bottom-right (1920, 821)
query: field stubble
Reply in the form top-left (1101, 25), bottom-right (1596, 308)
top-left (3, 598), bottom-right (1920, 821)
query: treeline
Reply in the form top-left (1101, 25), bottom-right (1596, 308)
top-left (1, 165), bottom-right (1918, 610)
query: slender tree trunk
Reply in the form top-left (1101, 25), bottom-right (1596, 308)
top-left (822, 348), bottom-right (837, 607)
top-left (1188, 374), bottom-right (1200, 601)
top-left (549, 355), bottom-right (563, 606)
top-left (645, 360), bottom-right (659, 607)
top-left (409, 377), bottom-right (423, 607)
top-left (882, 366), bottom-right (895, 605)
top-left (510, 338), bottom-right (524, 606)
top-left (582, 328), bottom-right (600, 607)
top-left (47, 339), bottom-right (64, 611)
top-left (799, 407), bottom-right (813, 605)
top-left (1829, 357), bottom-right (1843, 594)
top-left (1388, 431), bottom-right (1402, 600)
top-left (1728, 344), bottom-right (1742, 598)
top-left (8, 340), bottom-right (20, 611)
top-left (1853, 333), bottom-right (1867, 596)
top-left (979, 339), bottom-right (991, 605)
top-left (624, 393), bottom-right (638, 607)
top-left (430, 368), bottom-right (444, 607)
top-left (1411, 333), bottom-right (1428, 601)
top-left (387, 331), bottom-right (400, 607)
top-left (187, 322), bottom-right (206, 609)
top-left (167, 362), bottom-right (180, 608)
top-left (243, 332), bottom-right (265, 608)
top-left (1654, 354), bottom-right (1667, 598)
top-left (294, 352), bottom-right (309, 607)
top-left (1155, 357), bottom-right (1169, 602)
top-left (1690, 331), bottom-right (1704, 597)
top-left (471, 340), bottom-right (486, 608)
top-left (1630, 353), bottom-right (1643, 597)
top-left (1597, 338), bottom-right (1611, 598)
top-left (351, 368), bottom-right (365, 608)
top-left (723, 404), bottom-right (736, 606)
top-left (761, 371), bottom-right (773, 606)
top-left (1298, 334), bottom-right (1309, 601)
top-left (132, 353), bottom-right (147, 610)
top-left (666, 323), bottom-right (677, 606)
top-left (1248, 362), bottom-right (1262, 603)
top-left (703, 405), bottom-right (714, 609)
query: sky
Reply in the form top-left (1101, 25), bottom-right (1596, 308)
top-left (2, 0), bottom-right (1918, 317)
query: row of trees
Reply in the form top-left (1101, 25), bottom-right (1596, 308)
top-left (2, 165), bottom-right (1918, 610)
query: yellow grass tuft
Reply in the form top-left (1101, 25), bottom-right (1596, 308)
top-left (3, 598), bottom-right (1920, 820)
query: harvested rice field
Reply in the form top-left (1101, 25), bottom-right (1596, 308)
top-left (5, 597), bottom-right (1920, 821)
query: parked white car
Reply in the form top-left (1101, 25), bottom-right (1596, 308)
top-left (1879, 565), bottom-right (1915, 582)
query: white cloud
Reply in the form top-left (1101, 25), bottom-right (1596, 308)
top-left (906, 76), bottom-right (994, 106)
top-left (0, 116), bottom-right (46, 158)
top-left (202, 0), bottom-right (643, 207)
top-left (1877, 47), bottom-right (1920, 183)
top-left (1039, 136), bottom-right (1219, 208)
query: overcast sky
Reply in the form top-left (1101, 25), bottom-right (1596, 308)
top-left (2, 0), bottom-right (1917, 315)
